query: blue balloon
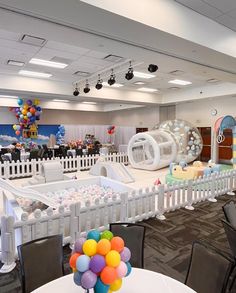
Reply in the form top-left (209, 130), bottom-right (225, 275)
top-left (76, 255), bottom-right (90, 273)
top-left (126, 262), bottom-right (132, 277)
top-left (94, 278), bottom-right (109, 293)
top-left (17, 98), bottom-right (23, 106)
top-left (87, 230), bottom-right (100, 242)
top-left (73, 271), bottom-right (83, 286)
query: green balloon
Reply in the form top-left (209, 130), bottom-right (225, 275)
top-left (101, 230), bottom-right (113, 241)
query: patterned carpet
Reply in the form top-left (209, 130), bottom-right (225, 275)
top-left (0, 193), bottom-right (235, 293)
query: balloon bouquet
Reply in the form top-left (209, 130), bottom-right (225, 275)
top-left (107, 126), bottom-right (115, 144)
top-left (10, 98), bottom-right (42, 137)
top-left (69, 229), bottom-right (132, 293)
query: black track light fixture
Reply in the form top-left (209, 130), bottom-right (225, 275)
top-left (95, 74), bottom-right (103, 90)
top-left (83, 80), bottom-right (90, 94)
top-left (125, 61), bottom-right (134, 80)
top-left (108, 69), bottom-right (116, 86)
top-left (148, 64), bottom-right (158, 73)
top-left (73, 83), bottom-right (79, 96)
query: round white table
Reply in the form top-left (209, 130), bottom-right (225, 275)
top-left (32, 268), bottom-right (196, 293)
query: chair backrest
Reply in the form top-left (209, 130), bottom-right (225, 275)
top-left (17, 235), bottom-right (64, 293)
top-left (222, 201), bottom-right (236, 228)
top-left (222, 219), bottom-right (236, 258)
top-left (29, 149), bottom-right (39, 160)
top-left (185, 241), bottom-right (235, 293)
top-left (11, 151), bottom-right (20, 162)
top-left (110, 223), bottom-right (146, 268)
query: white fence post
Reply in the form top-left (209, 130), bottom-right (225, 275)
top-left (0, 216), bottom-right (16, 273)
top-left (209, 173), bottom-right (217, 202)
top-left (185, 180), bottom-right (195, 210)
top-left (120, 192), bottom-right (128, 222)
top-left (227, 170), bottom-right (235, 195)
top-left (156, 184), bottom-right (166, 220)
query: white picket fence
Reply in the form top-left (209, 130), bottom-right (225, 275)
top-left (0, 152), bottom-right (129, 179)
top-left (0, 169), bottom-right (235, 273)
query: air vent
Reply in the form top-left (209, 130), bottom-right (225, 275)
top-left (207, 78), bottom-right (220, 83)
top-left (169, 70), bottom-right (185, 76)
top-left (20, 34), bottom-right (46, 46)
top-left (74, 71), bottom-right (90, 77)
top-left (7, 60), bottom-right (25, 67)
top-left (104, 54), bottom-right (124, 62)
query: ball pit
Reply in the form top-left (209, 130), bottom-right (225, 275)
top-left (69, 229), bottom-right (132, 292)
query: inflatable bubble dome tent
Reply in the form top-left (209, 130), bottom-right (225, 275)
top-left (128, 119), bottom-right (203, 171)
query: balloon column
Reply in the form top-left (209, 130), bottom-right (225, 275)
top-left (69, 230), bottom-right (132, 293)
top-left (10, 98), bottom-right (42, 137)
top-left (56, 125), bottom-right (65, 144)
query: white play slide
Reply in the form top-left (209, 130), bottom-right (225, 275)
top-left (0, 178), bottom-right (58, 208)
top-left (114, 163), bottom-right (135, 183)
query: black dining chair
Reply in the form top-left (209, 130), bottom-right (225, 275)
top-left (29, 149), bottom-right (39, 160)
top-left (110, 223), bottom-right (146, 268)
top-left (185, 240), bottom-right (235, 293)
top-left (222, 201), bottom-right (236, 228)
top-left (17, 235), bottom-right (64, 293)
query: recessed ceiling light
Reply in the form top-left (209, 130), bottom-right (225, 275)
top-left (103, 82), bottom-right (124, 88)
top-left (29, 58), bottom-right (68, 69)
top-left (82, 101), bottom-right (97, 105)
top-left (133, 81), bottom-right (146, 85)
top-left (53, 99), bottom-right (70, 103)
top-left (0, 95), bottom-right (18, 99)
top-left (20, 34), bottom-right (46, 46)
top-left (207, 78), bottom-right (220, 83)
top-left (19, 70), bottom-right (52, 78)
top-left (138, 87), bottom-right (158, 93)
top-left (7, 60), bottom-right (25, 67)
top-left (104, 54), bottom-right (123, 62)
top-left (168, 86), bottom-right (180, 90)
top-left (74, 71), bottom-right (90, 77)
top-left (169, 70), bottom-right (185, 76)
top-left (168, 79), bottom-right (192, 85)
top-left (133, 71), bottom-right (155, 79)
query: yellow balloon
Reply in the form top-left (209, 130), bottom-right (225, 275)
top-left (72, 268), bottom-right (77, 273)
top-left (22, 109), bottom-right (27, 115)
top-left (83, 239), bottom-right (97, 256)
top-left (24, 116), bottom-right (28, 120)
top-left (23, 104), bottom-right (28, 109)
top-left (34, 99), bottom-right (40, 105)
top-left (110, 279), bottom-right (122, 291)
top-left (105, 250), bottom-right (121, 268)
top-left (108, 291), bottom-right (113, 293)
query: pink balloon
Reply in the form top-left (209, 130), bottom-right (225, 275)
top-left (116, 261), bottom-right (128, 278)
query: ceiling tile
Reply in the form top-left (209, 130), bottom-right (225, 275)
top-left (45, 41), bottom-right (90, 55)
top-left (203, 0), bottom-right (236, 13)
top-left (35, 47), bottom-right (81, 61)
top-left (175, 0), bottom-right (223, 18)
top-left (215, 14), bottom-right (236, 31)
top-left (228, 9), bottom-right (236, 19)
top-left (85, 50), bottom-right (109, 59)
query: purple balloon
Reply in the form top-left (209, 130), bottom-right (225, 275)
top-left (74, 238), bottom-right (86, 253)
top-left (26, 99), bottom-right (33, 106)
top-left (120, 247), bottom-right (131, 262)
top-left (81, 270), bottom-right (97, 289)
top-left (89, 255), bottom-right (106, 274)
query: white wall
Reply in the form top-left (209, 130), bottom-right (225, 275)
top-left (0, 105), bottom-right (160, 128)
top-left (176, 96), bottom-right (236, 127)
top-left (109, 106), bottom-right (159, 129)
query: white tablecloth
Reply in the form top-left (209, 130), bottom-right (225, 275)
top-left (32, 268), bottom-right (196, 293)
top-left (20, 152), bottom-right (30, 161)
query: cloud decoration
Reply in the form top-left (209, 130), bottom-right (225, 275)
top-left (0, 135), bottom-right (18, 142)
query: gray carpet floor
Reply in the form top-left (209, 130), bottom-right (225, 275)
top-left (0, 193), bottom-right (235, 293)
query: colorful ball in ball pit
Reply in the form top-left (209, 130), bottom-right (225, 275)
top-left (89, 254), bottom-right (106, 274)
top-left (116, 261), bottom-right (128, 278)
top-left (81, 270), bottom-right (97, 289)
top-left (69, 252), bottom-right (81, 269)
top-left (83, 239), bottom-right (97, 256)
top-left (110, 278), bottom-right (122, 292)
top-left (105, 250), bottom-right (121, 267)
top-left (126, 262), bottom-right (132, 277)
top-left (100, 266), bottom-right (118, 285)
top-left (120, 247), bottom-right (131, 263)
top-left (74, 238), bottom-right (86, 254)
top-left (101, 230), bottom-right (113, 241)
top-left (110, 237), bottom-right (124, 253)
top-left (87, 230), bottom-right (101, 242)
top-left (94, 277), bottom-right (109, 293)
top-left (97, 239), bottom-right (111, 256)
top-left (76, 255), bottom-right (90, 272)
top-left (73, 271), bottom-right (82, 286)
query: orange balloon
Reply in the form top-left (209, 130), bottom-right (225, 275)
top-left (100, 266), bottom-right (118, 285)
top-left (30, 107), bottom-right (36, 114)
top-left (97, 239), bottom-right (111, 256)
top-left (69, 252), bottom-right (81, 269)
top-left (110, 237), bottom-right (124, 253)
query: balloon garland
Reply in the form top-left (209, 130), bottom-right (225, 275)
top-left (10, 98), bottom-right (42, 137)
top-left (69, 229), bottom-right (132, 293)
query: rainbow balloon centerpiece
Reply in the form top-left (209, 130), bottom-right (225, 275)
top-left (69, 230), bottom-right (132, 293)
